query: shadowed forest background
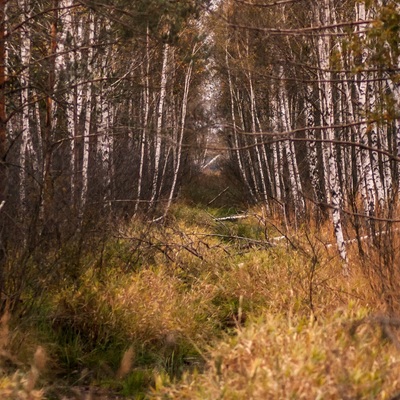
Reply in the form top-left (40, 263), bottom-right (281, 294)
top-left (1, 0), bottom-right (400, 398)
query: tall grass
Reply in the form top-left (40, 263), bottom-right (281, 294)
top-left (1, 199), bottom-right (400, 398)
top-left (151, 308), bottom-right (400, 399)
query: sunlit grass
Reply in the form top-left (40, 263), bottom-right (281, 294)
top-left (0, 201), bottom-right (398, 398)
top-left (151, 307), bottom-right (400, 399)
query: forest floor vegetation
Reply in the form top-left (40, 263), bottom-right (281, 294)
top-left (1, 173), bottom-right (400, 399)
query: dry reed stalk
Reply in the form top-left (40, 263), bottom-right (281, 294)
top-left (25, 346), bottom-right (47, 394)
top-left (116, 346), bottom-right (134, 379)
top-left (0, 305), bottom-right (10, 350)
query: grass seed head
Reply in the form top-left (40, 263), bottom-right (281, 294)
top-left (33, 346), bottom-right (47, 372)
top-left (116, 346), bottom-right (134, 379)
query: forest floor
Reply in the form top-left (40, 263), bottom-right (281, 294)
top-left (1, 172), bottom-right (400, 399)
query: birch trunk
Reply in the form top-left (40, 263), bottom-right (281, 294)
top-left (164, 57), bottom-right (194, 218)
top-left (279, 73), bottom-right (304, 217)
top-left (97, 89), bottom-right (112, 208)
top-left (59, 0), bottom-right (76, 202)
top-left (79, 16), bottom-right (95, 215)
top-left (18, 0), bottom-right (31, 211)
top-left (305, 85), bottom-right (322, 204)
top-left (225, 44), bottom-right (256, 202)
top-left (41, 0), bottom-right (59, 225)
top-left (317, 0), bottom-right (348, 273)
top-left (248, 70), bottom-right (269, 207)
top-left (135, 27), bottom-right (151, 215)
top-left (150, 42), bottom-right (169, 209)
top-left (368, 81), bottom-right (385, 208)
top-left (270, 91), bottom-right (283, 204)
top-left (33, 90), bottom-right (43, 170)
top-left (355, 3), bottom-right (377, 219)
top-left (237, 97), bottom-right (259, 199)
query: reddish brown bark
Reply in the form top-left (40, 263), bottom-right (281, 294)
top-left (0, 0), bottom-right (6, 202)
top-left (0, 0), bottom-right (6, 292)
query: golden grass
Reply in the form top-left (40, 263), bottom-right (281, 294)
top-left (50, 264), bottom-right (220, 375)
top-left (3, 202), bottom-right (400, 398)
top-left (151, 308), bottom-right (400, 399)
top-left (145, 206), bottom-right (400, 399)
top-left (0, 310), bottom-right (47, 400)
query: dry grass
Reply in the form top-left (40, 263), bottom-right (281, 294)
top-left (151, 307), bottom-right (400, 399)
top-left (2, 202), bottom-right (400, 398)
top-left (0, 310), bottom-right (47, 399)
top-left (0, 307), bottom-right (10, 352)
top-left (116, 347), bottom-right (134, 380)
top-left (348, 227), bottom-right (400, 314)
top-left (53, 266), bottom-right (219, 350)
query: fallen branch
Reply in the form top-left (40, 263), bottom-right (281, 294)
top-left (214, 214), bottom-right (249, 222)
top-left (207, 186), bottom-right (229, 206)
top-left (201, 154), bottom-right (221, 170)
top-left (324, 228), bottom-right (400, 248)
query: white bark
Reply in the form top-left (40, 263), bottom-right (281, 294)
top-left (248, 70), bottom-right (269, 207)
top-left (134, 28), bottom-right (151, 215)
top-left (272, 141), bottom-right (282, 202)
top-left (379, 121), bottom-right (392, 200)
top-left (70, 14), bottom-right (85, 203)
top-left (305, 85), bottom-right (321, 203)
top-left (18, 0), bottom-right (31, 210)
top-left (340, 64), bottom-right (368, 211)
top-left (97, 93), bottom-right (112, 205)
top-left (237, 97), bottom-right (259, 199)
top-left (355, 3), bottom-right (378, 218)
top-left (387, 3), bottom-right (400, 189)
top-left (317, 0), bottom-right (348, 273)
top-left (368, 83), bottom-right (385, 207)
top-left (60, 0), bottom-right (76, 201)
top-left (80, 16), bottom-right (95, 214)
top-left (270, 92), bottom-right (282, 203)
top-left (225, 44), bottom-right (256, 202)
top-left (164, 53), bottom-right (194, 218)
top-left (33, 90), bottom-right (43, 168)
top-left (279, 71), bottom-right (304, 215)
top-left (150, 42), bottom-right (169, 208)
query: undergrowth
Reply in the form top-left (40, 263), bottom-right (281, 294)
top-left (151, 308), bottom-right (400, 399)
top-left (0, 192), bottom-right (399, 399)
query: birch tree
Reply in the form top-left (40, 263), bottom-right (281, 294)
top-left (150, 42), bottom-right (169, 209)
top-left (18, 0), bottom-right (32, 211)
top-left (164, 48), bottom-right (196, 218)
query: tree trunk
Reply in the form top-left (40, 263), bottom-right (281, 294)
top-left (225, 44), bottom-right (256, 202)
top-left (279, 71), bottom-right (304, 218)
top-left (249, 72), bottom-right (269, 208)
top-left (164, 55), bottom-right (194, 218)
top-left (41, 0), bottom-right (59, 233)
top-left (150, 42), bottom-right (169, 209)
top-left (317, 0), bottom-right (349, 274)
top-left (0, 0), bottom-right (7, 291)
top-left (80, 16), bottom-right (95, 217)
top-left (18, 0), bottom-right (32, 212)
top-left (305, 85), bottom-right (322, 204)
top-left (135, 27), bottom-right (151, 215)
